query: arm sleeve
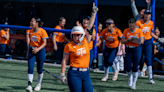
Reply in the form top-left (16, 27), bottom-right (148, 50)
top-left (147, 3), bottom-right (151, 12)
top-left (42, 30), bottom-right (49, 39)
top-left (131, 1), bottom-right (140, 20)
top-left (1, 30), bottom-right (6, 37)
top-left (122, 29), bottom-right (127, 39)
top-left (63, 44), bottom-right (70, 55)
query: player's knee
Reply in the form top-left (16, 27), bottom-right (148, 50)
top-left (37, 69), bottom-right (43, 74)
top-left (28, 68), bottom-right (34, 74)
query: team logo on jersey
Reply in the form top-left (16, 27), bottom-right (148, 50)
top-left (76, 47), bottom-right (86, 57)
top-left (31, 36), bottom-right (38, 42)
top-left (105, 33), bottom-right (108, 35)
top-left (142, 27), bottom-right (150, 34)
top-left (37, 33), bottom-right (41, 35)
top-left (106, 36), bottom-right (114, 42)
top-left (127, 33), bottom-right (130, 35)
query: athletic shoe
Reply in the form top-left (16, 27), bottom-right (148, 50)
top-left (34, 84), bottom-right (41, 91)
top-left (26, 85), bottom-right (33, 92)
top-left (149, 79), bottom-right (155, 84)
top-left (131, 84), bottom-right (136, 90)
top-left (112, 72), bottom-right (118, 81)
top-left (101, 76), bottom-right (108, 82)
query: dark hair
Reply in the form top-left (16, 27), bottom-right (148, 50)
top-left (98, 22), bottom-right (102, 26)
top-left (59, 17), bottom-right (66, 22)
top-left (33, 17), bottom-right (44, 27)
top-left (128, 18), bottom-right (136, 24)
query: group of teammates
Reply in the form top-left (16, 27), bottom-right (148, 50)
top-left (0, 0), bottom-right (164, 92)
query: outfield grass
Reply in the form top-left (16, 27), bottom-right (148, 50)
top-left (0, 61), bottom-right (164, 92)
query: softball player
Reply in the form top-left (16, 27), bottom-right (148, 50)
top-left (121, 18), bottom-right (144, 90)
top-left (53, 17), bottom-right (70, 62)
top-left (136, 10), bottom-right (164, 84)
top-left (60, 3), bottom-right (98, 92)
top-left (80, 16), bottom-right (96, 68)
top-left (96, 18), bottom-right (123, 81)
top-left (26, 17), bottom-right (48, 92)
top-left (0, 28), bottom-right (10, 54)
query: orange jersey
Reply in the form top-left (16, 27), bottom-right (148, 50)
top-left (26, 29), bottom-right (30, 35)
top-left (136, 19), bottom-right (154, 40)
top-left (26, 26), bottom-right (32, 35)
top-left (0, 29), bottom-right (9, 44)
top-left (53, 25), bottom-right (65, 42)
top-left (122, 28), bottom-right (144, 47)
top-left (64, 38), bottom-right (90, 68)
top-left (29, 28), bottom-right (49, 47)
top-left (100, 28), bottom-right (122, 48)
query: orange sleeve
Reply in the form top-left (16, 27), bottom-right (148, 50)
top-left (100, 29), bottom-right (105, 38)
top-left (42, 29), bottom-right (49, 39)
top-left (117, 29), bottom-right (123, 38)
top-left (122, 29), bottom-right (127, 39)
top-left (64, 43), bottom-right (70, 55)
top-left (0, 30), bottom-right (6, 37)
top-left (136, 21), bottom-right (140, 27)
top-left (26, 30), bottom-right (30, 34)
top-left (54, 25), bottom-right (61, 35)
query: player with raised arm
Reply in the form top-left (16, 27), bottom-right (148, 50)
top-left (60, 3), bottom-right (98, 92)
top-left (136, 10), bottom-right (164, 84)
top-left (131, 0), bottom-right (151, 20)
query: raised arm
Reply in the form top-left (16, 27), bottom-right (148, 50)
top-left (86, 2), bottom-right (98, 42)
top-left (131, 0), bottom-right (140, 20)
top-left (146, 0), bottom-right (151, 12)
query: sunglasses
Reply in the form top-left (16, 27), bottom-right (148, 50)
top-left (73, 34), bottom-right (82, 36)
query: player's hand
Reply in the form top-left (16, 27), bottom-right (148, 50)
top-left (128, 37), bottom-right (133, 42)
top-left (92, 2), bottom-right (98, 15)
top-left (4, 28), bottom-right (10, 32)
top-left (95, 43), bottom-right (100, 47)
top-left (32, 48), bottom-right (39, 54)
top-left (158, 38), bottom-right (164, 43)
top-left (76, 21), bottom-right (82, 27)
top-left (145, 0), bottom-right (151, 4)
top-left (60, 73), bottom-right (67, 84)
top-left (53, 46), bottom-right (58, 51)
top-left (131, 0), bottom-right (135, 2)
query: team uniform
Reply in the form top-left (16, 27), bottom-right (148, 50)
top-left (53, 25), bottom-right (65, 62)
top-left (0, 29), bottom-right (9, 54)
top-left (27, 28), bottom-right (48, 91)
top-left (100, 27), bottom-right (122, 81)
top-left (64, 33), bottom-right (93, 92)
top-left (136, 19), bottom-right (155, 83)
top-left (122, 28), bottom-right (144, 89)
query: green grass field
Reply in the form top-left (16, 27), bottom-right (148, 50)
top-left (0, 60), bottom-right (164, 92)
